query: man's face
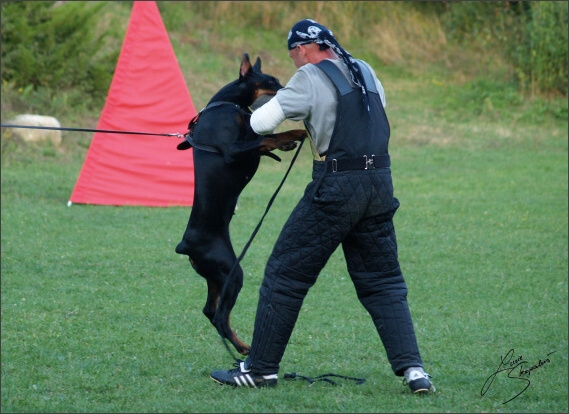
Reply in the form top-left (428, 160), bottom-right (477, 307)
top-left (288, 44), bottom-right (309, 68)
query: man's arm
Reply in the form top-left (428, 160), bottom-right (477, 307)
top-left (250, 97), bottom-right (286, 135)
top-left (251, 68), bottom-right (315, 135)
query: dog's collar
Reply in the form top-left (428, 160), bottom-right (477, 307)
top-left (177, 101), bottom-right (251, 152)
top-left (204, 101), bottom-right (251, 116)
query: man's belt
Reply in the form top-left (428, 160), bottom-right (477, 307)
top-left (326, 155), bottom-right (391, 172)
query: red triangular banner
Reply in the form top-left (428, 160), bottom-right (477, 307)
top-left (69, 1), bottom-right (196, 207)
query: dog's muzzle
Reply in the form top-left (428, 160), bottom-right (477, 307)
top-left (250, 94), bottom-right (274, 110)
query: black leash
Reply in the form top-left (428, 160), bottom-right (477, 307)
top-left (231, 136), bottom-right (305, 268)
top-left (284, 372), bottom-right (366, 386)
top-left (219, 136), bottom-right (305, 359)
top-left (219, 336), bottom-right (245, 365)
top-left (1, 124), bottom-right (184, 137)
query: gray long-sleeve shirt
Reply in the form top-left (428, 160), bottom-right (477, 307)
top-left (251, 58), bottom-right (386, 158)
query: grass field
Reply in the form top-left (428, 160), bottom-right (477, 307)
top-left (2, 99), bottom-right (567, 413)
top-left (2, 2), bottom-right (568, 413)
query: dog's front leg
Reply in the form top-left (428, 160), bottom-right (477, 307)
top-left (259, 129), bottom-right (307, 152)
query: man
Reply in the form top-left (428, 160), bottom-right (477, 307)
top-left (210, 19), bottom-right (435, 394)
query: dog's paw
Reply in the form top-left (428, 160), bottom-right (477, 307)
top-left (283, 129), bottom-right (308, 141)
top-left (260, 129), bottom-right (306, 152)
top-left (277, 140), bottom-right (298, 151)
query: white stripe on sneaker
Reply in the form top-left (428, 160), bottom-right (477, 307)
top-left (244, 374), bottom-right (256, 387)
top-left (234, 374), bottom-right (256, 387)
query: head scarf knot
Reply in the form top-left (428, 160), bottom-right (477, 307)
top-left (287, 19), bottom-right (370, 113)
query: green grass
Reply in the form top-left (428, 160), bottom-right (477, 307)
top-left (2, 116), bottom-right (567, 412)
top-left (2, 1), bottom-right (568, 412)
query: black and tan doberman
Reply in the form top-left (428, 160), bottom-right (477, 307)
top-left (175, 53), bottom-right (306, 355)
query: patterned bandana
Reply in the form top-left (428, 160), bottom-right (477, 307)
top-left (287, 19), bottom-right (370, 112)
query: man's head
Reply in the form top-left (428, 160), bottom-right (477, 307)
top-left (287, 19), bottom-right (333, 50)
top-left (288, 41), bottom-right (332, 68)
top-left (286, 19), bottom-right (335, 68)
top-left (286, 18), bottom-right (372, 112)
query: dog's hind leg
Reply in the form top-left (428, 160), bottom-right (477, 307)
top-left (203, 279), bottom-right (220, 322)
top-left (213, 262), bottom-right (252, 355)
top-left (225, 314), bottom-right (251, 356)
top-left (188, 244), bottom-right (251, 355)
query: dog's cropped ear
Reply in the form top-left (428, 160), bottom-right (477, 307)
top-left (240, 53), bottom-right (252, 78)
top-left (253, 56), bottom-right (262, 73)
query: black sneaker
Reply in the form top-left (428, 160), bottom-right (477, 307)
top-left (403, 370), bottom-right (435, 394)
top-left (210, 361), bottom-right (278, 388)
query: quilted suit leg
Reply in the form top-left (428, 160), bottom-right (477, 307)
top-left (246, 171), bottom-right (349, 374)
top-left (342, 193), bottom-right (423, 376)
top-left (247, 169), bottom-right (423, 376)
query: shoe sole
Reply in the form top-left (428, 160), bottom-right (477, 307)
top-left (211, 376), bottom-right (231, 386)
top-left (412, 385), bottom-right (435, 394)
top-left (210, 375), bottom-right (277, 388)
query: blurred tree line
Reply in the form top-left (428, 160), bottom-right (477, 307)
top-left (1, 1), bottom-right (567, 112)
top-left (432, 1), bottom-right (568, 97)
top-left (1, 1), bottom-right (118, 104)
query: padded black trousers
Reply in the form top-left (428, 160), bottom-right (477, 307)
top-left (246, 161), bottom-right (424, 376)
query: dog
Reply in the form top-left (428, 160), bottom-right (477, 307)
top-left (175, 53), bottom-right (306, 355)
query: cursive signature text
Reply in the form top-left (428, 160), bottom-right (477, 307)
top-left (481, 348), bottom-right (556, 404)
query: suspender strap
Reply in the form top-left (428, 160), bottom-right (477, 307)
top-left (315, 58), bottom-right (390, 165)
top-left (355, 60), bottom-right (378, 94)
top-left (316, 60), bottom-right (352, 96)
top-left (316, 60), bottom-right (379, 95)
